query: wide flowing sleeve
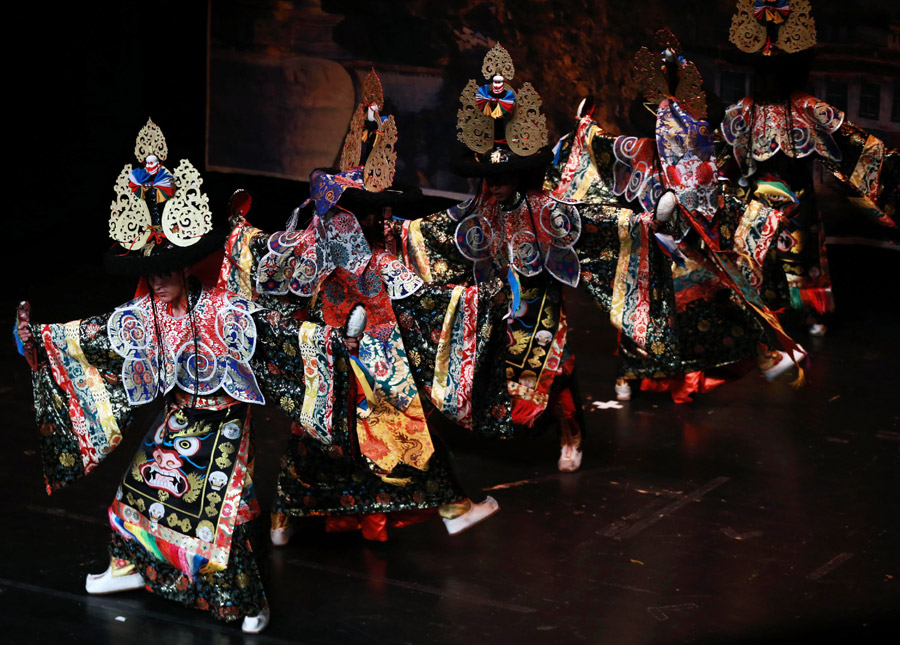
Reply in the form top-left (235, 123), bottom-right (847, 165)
top-left (575, 204), bottom-right (680, 362)
top-left (250, 309), bottom-right (351, 446)
top-left (218, 218), bottom-right (305, 316)
top-left (394, 209), bottom-right (474, 285)
top-left (26, 313), bottom-right (136, 493)
top-left (819, 120), bottom-right (899, 229)
top-left (545, 120), bottom-right (680, 357)
top-left (392, 279), bottom-right (514, 438)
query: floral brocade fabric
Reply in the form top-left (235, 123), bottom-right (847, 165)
top-left (396, 201), bottom-right (583, 433)
top-left (721, 93), bottom-right (844, 179)
top-left (551, 120), bottom-right (769, 380)
top-left (392, 280), bottom-right (513, 438)
top-left (224, 218), bottom-right (472, 518)
top-left (272, 432), bottom-right (465, 518)
top-left (721, 94), bottom-right (900, 314)
top-left (24, 294), bottom-right (287, 622)
top-left (28, 312), bottom-right (134, 492)
top-left (249, 298), bottom-right (467, 516)
top-left (109, 519), bottom-right (268, 622)
top-left (818, 120), bottom-right (899, 228)
top-left (573, 203), bottom-right (686, 379)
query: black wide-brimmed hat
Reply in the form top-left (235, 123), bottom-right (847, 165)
top-left (337, 181), bottom-right (423, 210)
top-left (301, 167), bottom-right (421, 218)
top-left (722, 47), bottom-right (815, 100)
top-left (104, 226), bottom-right (226, 277)
top-left (450, 145), bottom-right (554, 178)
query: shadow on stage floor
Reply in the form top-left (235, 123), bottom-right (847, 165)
top-left (1, 245), bottom-right (897, 644)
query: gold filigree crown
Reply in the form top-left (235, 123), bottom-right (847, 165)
top-left (362, 68), bottom-right (384, 110)
top-left (109, 119), bottom-right (212, 252)
top-left (457, 44), bottom-right (547, 158)
top-left (729, 0), bottom-right (817, 55)
top-left (338, 69), bottom-right (398, 192)
top-left (134, 118), bottom-right (168, 162)
top-left (631, 28), bottom-right (707, 120)
top-left (482, 43), bottom-right (515, 80)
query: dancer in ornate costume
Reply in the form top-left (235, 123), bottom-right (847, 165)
top-left (392, 44), bottom-right (587, 471)
top-left (14, 120), bottom-right (284, 632)
top-left (395, 45), bottom-right (679, 467)
top-left (547, 30), bottom-right (807, 403)
top-left (219, 71), bottom-right (505, 543)
top-left (721, 0), bottom-right (899, 336)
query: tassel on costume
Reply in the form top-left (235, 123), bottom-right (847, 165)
top-left (511, 397), bottom-right (546, 427)
top-left (789, 365), bottom-right (806, 388)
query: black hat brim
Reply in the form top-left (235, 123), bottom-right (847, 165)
top-left (337, 182), bottom-right (423, 210)
top-left (450, 147), bottom-right (553, 178)
top-left (104, 227), bottom-right (227, 277)
top-left (721, 47), bottom-right (815, 73)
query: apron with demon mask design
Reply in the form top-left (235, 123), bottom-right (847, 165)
top-left (110, 398), bottom-right (256, 577)
top-left (104, 285), bottom-right (264, 577)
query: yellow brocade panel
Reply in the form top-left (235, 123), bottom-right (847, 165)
top-left (238, 227), bottom-right (262, 298)
top-left (357, 392), bottom-right (434, 474)
top-left (431, 286), bottom-right (464, 410)
top-left (850, 135), bottom-right (885, 203)
top-left (571, 125), bottom-right (601, 202)
top-left (610, 209), bottom-right (633, 331)
top-left (64, 321), bottom-right (122, 449)
top-left (297, 322), bottom-right (323, 429)
top-left (407, 219), bottom-right (433, 283)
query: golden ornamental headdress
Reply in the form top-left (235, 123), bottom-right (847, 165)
top-left (457, 44), bottom-right (548, 159)
top-left (109, 119), bottom-right (212, 253)
top-left (481, 43), bottom-right (515, 81)
top-left (729, 0), bottom-right (816, 55)
top-left (631, 28), bottom-right (707, 120)
top-left (134, 118), bottom-right (168, 163)
top-left (339, 69), bottom-right (397, 192)
top-left (362, 68), bottom-right (384, 111)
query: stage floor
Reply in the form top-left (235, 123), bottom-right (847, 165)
top-left (1, 245), bottom-right (897, 644)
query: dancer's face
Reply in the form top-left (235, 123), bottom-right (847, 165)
top-left (486, 174), bottom-right (518, 205)
top-left (148, 271), bottom-right (186, 304)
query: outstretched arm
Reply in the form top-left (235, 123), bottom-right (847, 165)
top-left (18, 307), bottom-right (136, 493)
top-left (16, 301), bottom-right (31, 344)
top-left (15, 301), bottom-right (39, 371)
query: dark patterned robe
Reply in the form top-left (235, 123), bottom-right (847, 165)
top-left (546, 114), bottom-right (792, 397)
top-left (23, 283), bottom-right (305, 621)
top-left (720, 92), bottom-right (899, 316)
top-left (219, 214), bottom-right (509, 524)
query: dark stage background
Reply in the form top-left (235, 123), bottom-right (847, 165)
top-left (8, 0), bottom-right (899, 312)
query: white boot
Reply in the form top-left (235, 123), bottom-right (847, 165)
top-left (615, 380), bottom-right (632, 401)
top-left (270, 524), bottom-right (294, 547)
top-left (809, 323), bottom-right (826, 337)
top-left (761, 351), bottom-right (792, 381)
top-left (761, 345), bottom-right (807, 381)
top-left (85, 565), bottom-right (145, 595)
top-left (443, 496), bottom-right (500, 535)
top-left (558, 443), bottom-right (583, 473)
top-left (241, 606), bottom-right (270, 634)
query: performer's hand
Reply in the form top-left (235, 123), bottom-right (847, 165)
top-left (16, 302), bottom-right (32, 345)
top-left (343, 336), bottom-right (359, 353)
top-left (16, 301), bottom-right (40, 371)
top-left (655, 191), bottom-right (678, 222)
top-left (229, 189), bottom-right (252, 227)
